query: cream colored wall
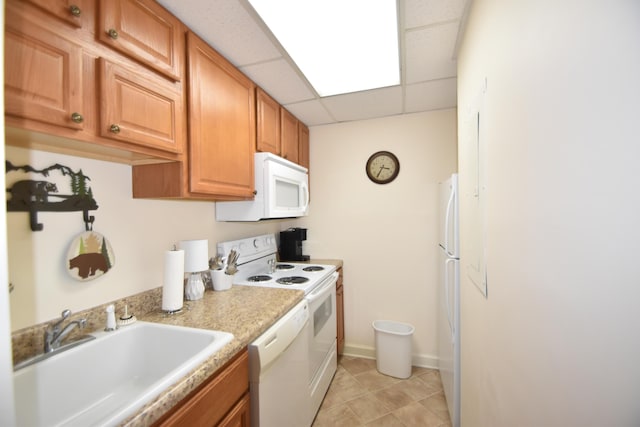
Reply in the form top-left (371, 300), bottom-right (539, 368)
top-left (297, 109), bottom-right (458, 366)
top-left (6, 146), bottom-right (297, 330)
top-left (457, 1), bottom-right (640, 425)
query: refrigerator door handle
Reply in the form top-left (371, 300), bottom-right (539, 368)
top-left (445, 258), bottom-right (455, 342)
top-left (444, 187), bottom-right (455, 256)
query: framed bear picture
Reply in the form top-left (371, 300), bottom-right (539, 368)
top-left (67, 231), bottom-right (115, 281)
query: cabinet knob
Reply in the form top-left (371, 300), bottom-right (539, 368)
top-left (110, 124), bottom-right (121, 134)
top-left (70, 112), bottom-right (84, 124)
top-left (69, 5), bottom-right (81, 17)
top-left (108, 29), bottom-right (119, 40)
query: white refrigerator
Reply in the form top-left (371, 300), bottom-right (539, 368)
top-left (438, 173), bottom-right (460, 427)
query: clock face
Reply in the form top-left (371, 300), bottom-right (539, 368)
top-left (366, 151), bottom-right (400, 184)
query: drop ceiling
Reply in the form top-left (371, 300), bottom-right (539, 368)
top-left (157, 0), bottom-right (470, 126)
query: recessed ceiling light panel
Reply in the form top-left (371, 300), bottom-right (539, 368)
top-left (248, 0), bottom-right (400, 97)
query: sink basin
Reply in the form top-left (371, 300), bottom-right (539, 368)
top-left (14, 321), bottom-right (234, 427)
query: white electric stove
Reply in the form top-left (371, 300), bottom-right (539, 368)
top-left (217, 234), bottom-right (339, 426)
top-left (216, 234), bottom-right (336, 294)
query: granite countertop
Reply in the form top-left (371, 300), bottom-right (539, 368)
top-left (122, 285), bottom-right (304, 426)
top-left (10, 258), bottom-right (342, 426)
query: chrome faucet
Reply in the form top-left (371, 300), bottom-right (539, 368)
top-left (44, 309), bottom-right (88, 353)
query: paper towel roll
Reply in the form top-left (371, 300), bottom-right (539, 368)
top-left (162, 249), bottom-right (184, 312)
top-left (179, 239), bottom-right (209, 273)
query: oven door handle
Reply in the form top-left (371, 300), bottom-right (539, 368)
top-left (307, 272), bottom-right (338, 304)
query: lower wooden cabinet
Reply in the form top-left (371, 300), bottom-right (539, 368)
top-left (337, 267), bottom-right (345, 355)
top-left (154, 349), bottom-right (250, 427)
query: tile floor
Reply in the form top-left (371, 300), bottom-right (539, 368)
top-left (312, 356), bottom-right (452, 427)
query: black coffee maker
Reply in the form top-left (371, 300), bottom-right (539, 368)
top-left (279, 228), bottom-right (310, 261)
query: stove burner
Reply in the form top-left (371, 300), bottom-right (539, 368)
top-left (303, 266), bottom-right (325, 272)
top-left (276, 264), bottom-right (295, 270)
top-left (248, 275), bottom-right (272, 282)
top-left (276, 276), bottom-right (309, 285)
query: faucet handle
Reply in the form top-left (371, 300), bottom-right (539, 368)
top-left (49, 309), bottom-right (72, 332)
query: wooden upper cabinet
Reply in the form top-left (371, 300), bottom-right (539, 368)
top-left (280, 107), bottom-right (299, 163)
top-left (256, 88), bottom-right (280, 155)
top-left (298, 123), bottom-right (310, 170)
top-left (23, 0), bottom-right (90, 29)
top-left (4, 5), bottom-right (85, 130)
top-left (186, 31), bottom-right (255, 198)
top-left (99, 58), bottom-right (184, 154)
top-left (98, 0), bottom-right (184, 81)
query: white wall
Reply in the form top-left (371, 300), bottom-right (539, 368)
top-left (6, 146), bottom-right (297, 330)
top-left (457, 1), bottom-right (640, 425)
top-left (297, 110), bottom-right (457, 366)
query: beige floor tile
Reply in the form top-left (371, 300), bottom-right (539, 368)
top-left (313, 356), bottom-right (452, 427)
top-left (364, 413), bottom-right (406, 426)
top-left (342, 356), bottom-right (378, 375)
top-left (386, 376), bottom-right (439, 401)
top-left (419, 391), bottom-right (451, 422)
top-left (392, 401), bottom-right (447, 427)
top-left (346, 394), bottom-right (392, 423)
top-left (371, 387), bottom-right (415, 411)
top-left (354, 370), bottom-right (401, 392)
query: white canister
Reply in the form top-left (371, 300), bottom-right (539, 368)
top-left (211, 269), bottom-right (233, 291)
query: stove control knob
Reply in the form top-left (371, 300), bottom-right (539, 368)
top-left (238, 243), bottom-right (247, 253)
top-left (253, 238), bottom-right (261, 249)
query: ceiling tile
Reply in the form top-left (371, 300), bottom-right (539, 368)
top-left (322, 87), bottom-right (403, 122)
top-left (404, 78), bottom-right (457, 113)
top-left (405, 23), bottom-right (459, 84)
top-left (240, 59), bottom-right (316, 104)
top-left (404, 0), bottom-right (467, 29)
top-left (156, 0), bottom-right (281, 66)
top-left (283, 100), bottom-right (336, 126)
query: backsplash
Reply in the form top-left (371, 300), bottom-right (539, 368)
top-left (6, 145), bottom-right (296, 331)
top-left (12, 287), bottom-right (161, 365)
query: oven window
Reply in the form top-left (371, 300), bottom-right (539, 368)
top-left (275, 179), bottom-right (300, 208)
top-left (314, 297), bottom-right (332, 336)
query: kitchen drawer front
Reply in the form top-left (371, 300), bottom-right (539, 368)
top-left (23, 0), bottom-right (91, 29)
top-left (155, 349), bottom-right (249, 427)
top-left (99, 58), bottom-right (185, 154)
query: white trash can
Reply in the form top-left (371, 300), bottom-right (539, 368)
top-left (372, 320), bottom-right (415, 379)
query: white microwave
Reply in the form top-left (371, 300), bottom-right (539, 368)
top-left (215, 153), bottom-right (309, 221)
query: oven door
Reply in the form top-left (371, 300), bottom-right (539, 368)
top-left (306, 272), bottom-right (338, 381)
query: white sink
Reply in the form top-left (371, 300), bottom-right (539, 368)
top-left (14, 321), bottom-right (234, 427)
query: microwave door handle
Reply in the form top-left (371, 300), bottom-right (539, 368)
top-left (302, 183), bottom-right (310, 211)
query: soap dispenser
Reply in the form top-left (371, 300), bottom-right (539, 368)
top-left (105, 304), bottom-right (117, 331)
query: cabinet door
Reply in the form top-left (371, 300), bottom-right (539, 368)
top-left (218, 394), bottom-right (250, 427)
top-left (5, 7), bottom-right (85, 130)
top-left (187, 32), bottom-right (255, 198)
top-left (99, 59), bottom-right (184, 154)
top-left (99, 0), bottom-right (184, 81)
top-left (280, 107), bottom-right (299, 163)
top-left (23, 0), bottom-right (89, 28)
top-left (256, 88), bottom-right (280, 155)
top-left (298, 123), bottom-right (310, 170)
top-left (156, 350), bottom-right (249, 427)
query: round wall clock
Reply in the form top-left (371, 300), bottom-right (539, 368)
top-left (366, 151), bottom-right (400, 184)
